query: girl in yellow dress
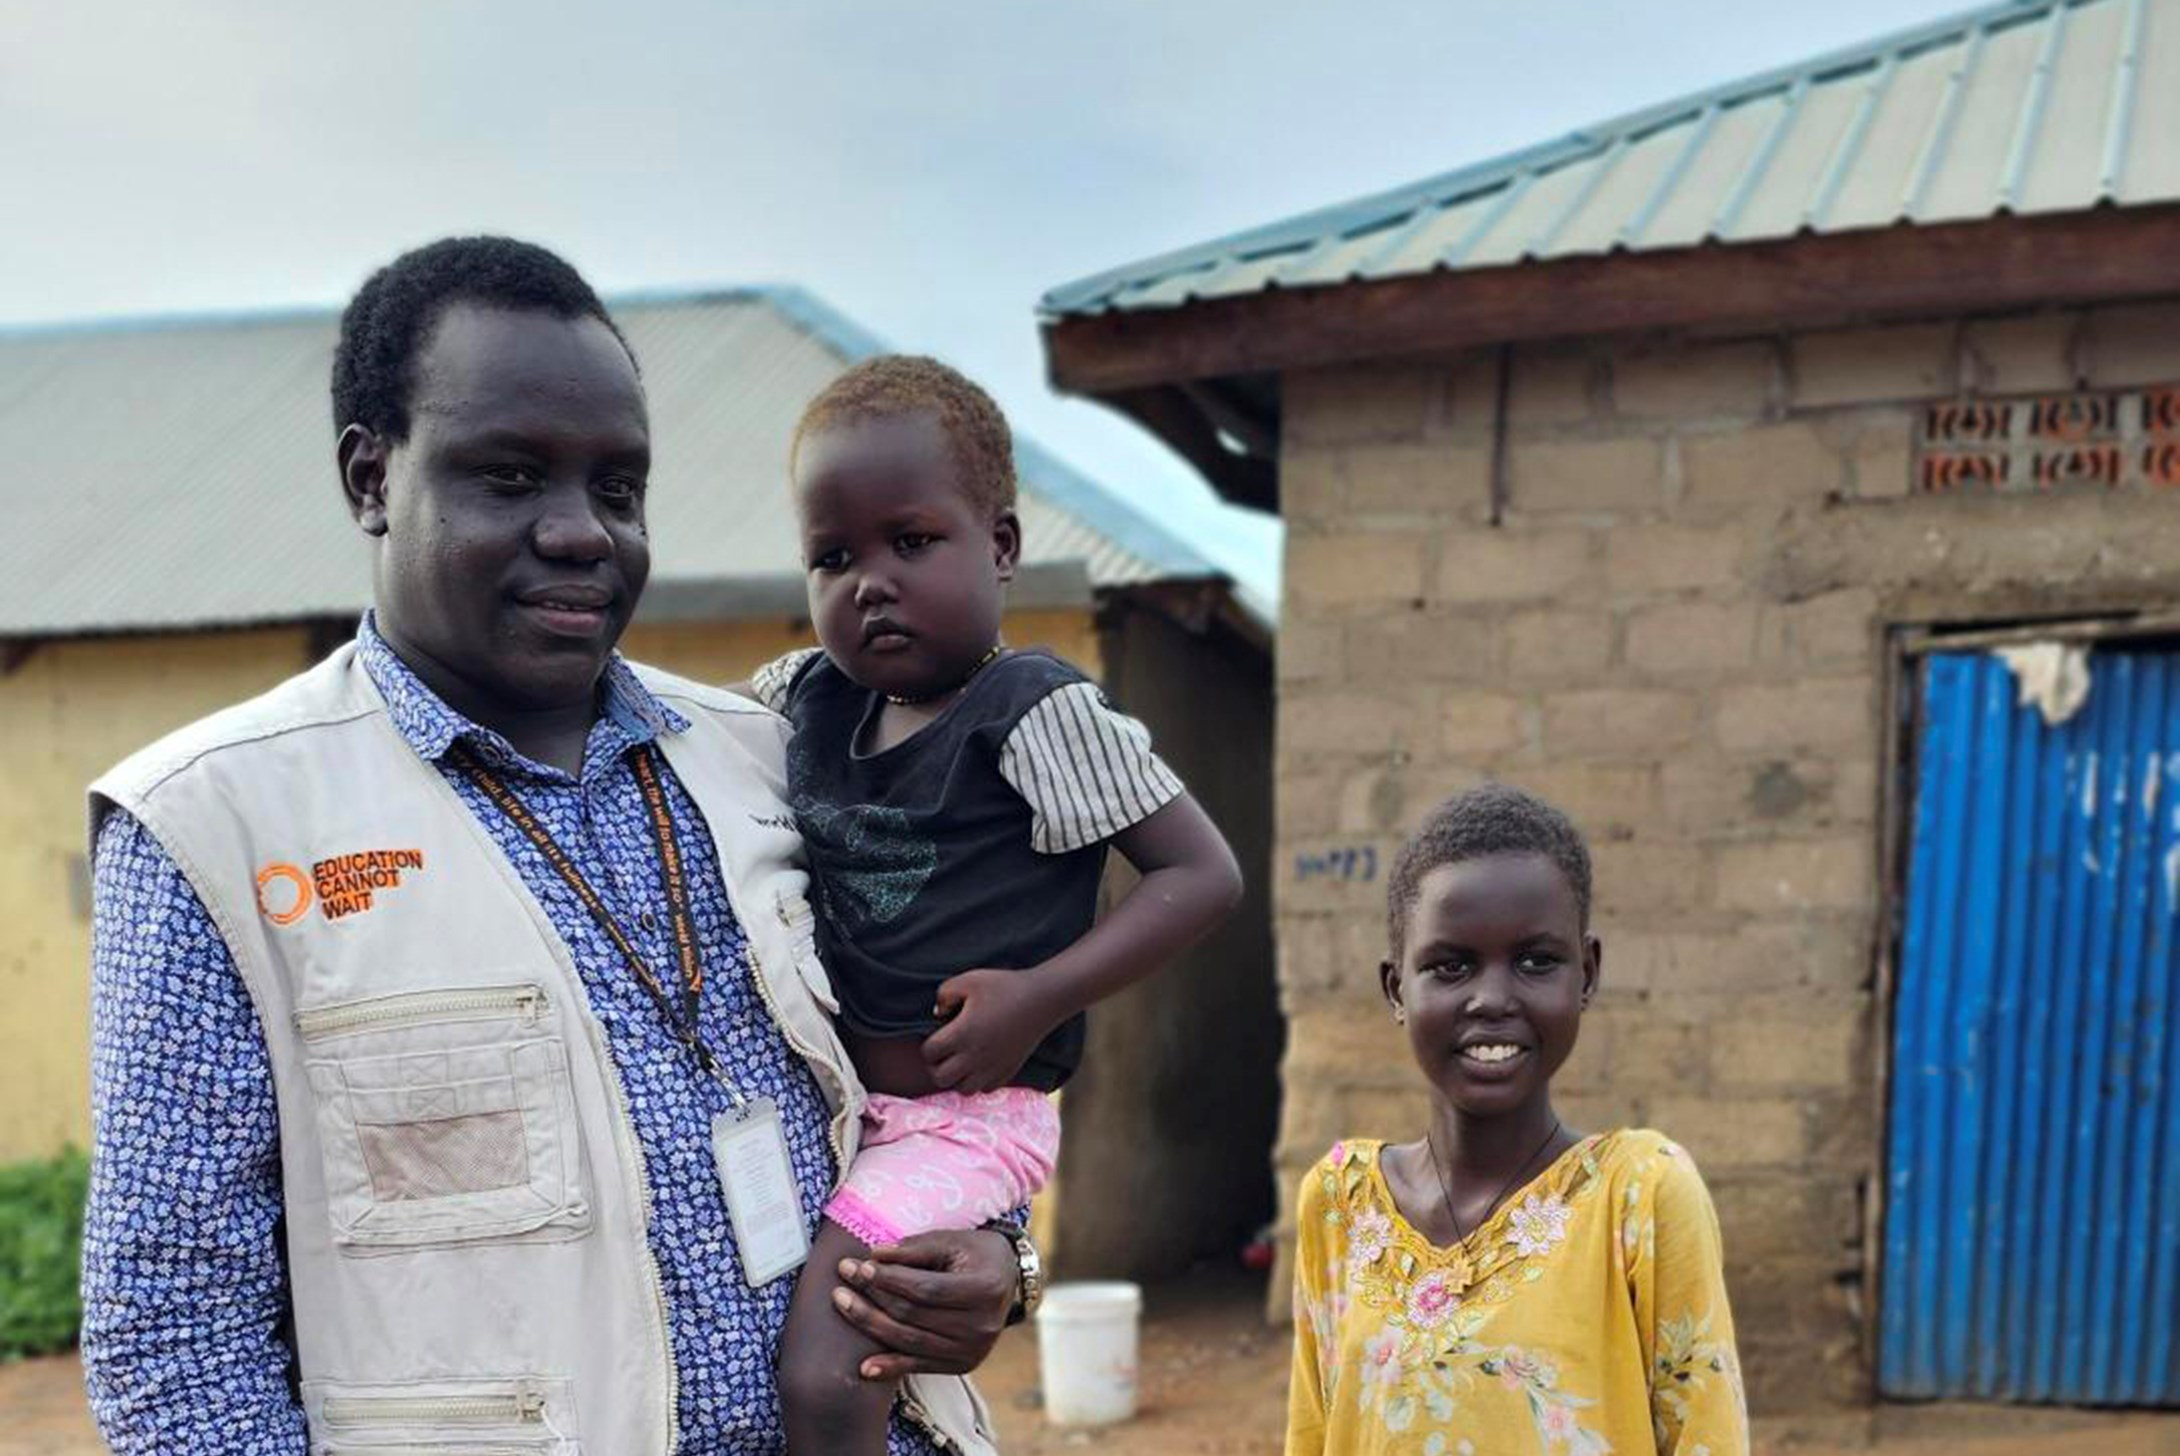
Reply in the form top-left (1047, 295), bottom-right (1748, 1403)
top-left (1287, 783), bottom-right (1746, 1456)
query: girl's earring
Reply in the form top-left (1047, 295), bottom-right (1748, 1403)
top-left (1392, 1005), bottom-right (1407, 1024)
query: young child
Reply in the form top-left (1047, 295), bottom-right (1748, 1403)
top-left (1287, 783), bottom-right (1745, 1456)
top-left (745, 355), bottom-right (1243, 1453)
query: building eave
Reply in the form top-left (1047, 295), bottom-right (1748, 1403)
top-left (1045, 202), bottom-right (2180, 509)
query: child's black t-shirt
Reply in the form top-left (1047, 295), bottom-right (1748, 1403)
top-left (752, 647), bottom-right (1183, 1090)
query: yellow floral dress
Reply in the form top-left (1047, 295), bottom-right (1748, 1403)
top-left (1287, 1130), bottom-right (1746, 1456)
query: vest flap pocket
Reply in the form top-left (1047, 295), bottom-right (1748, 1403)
top-left (306, 1373), bottom-right (576, 1453)
top-left (775, 890), bottom-right (839, 1014)
top-left (349, 1073), bottom-right (528, 1204)
top-left (303, 986), bottom-right (589, 1254)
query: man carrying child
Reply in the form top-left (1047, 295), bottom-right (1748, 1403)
top-left (80, 236), bottom-right (1023, 1454)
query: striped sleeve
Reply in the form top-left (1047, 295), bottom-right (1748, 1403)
top-left (997, 681), bottom-right (1185, 854)
top-left (748, 648), bottom-right (824, 714)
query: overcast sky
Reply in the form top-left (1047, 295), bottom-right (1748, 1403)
top-left (5, 0), bottom-right (1978, 600)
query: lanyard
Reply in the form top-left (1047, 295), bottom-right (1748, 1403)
top-left (450, 741), bottom-right (741, 1103)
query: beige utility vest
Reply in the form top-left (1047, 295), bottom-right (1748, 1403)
top-left (90, 644), bottom-right (996, 1455)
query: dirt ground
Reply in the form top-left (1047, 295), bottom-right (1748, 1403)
top-left (978, 1269), bottom-right (2180, 1456)
top-left (5, 1268), bottom-right (2176, 1454)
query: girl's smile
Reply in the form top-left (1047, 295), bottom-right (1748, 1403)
top-left (1457, 1040), bottom-right (1531, 1071)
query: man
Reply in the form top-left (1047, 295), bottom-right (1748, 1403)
top-left (82, 236), bottom-right (1028, 1453)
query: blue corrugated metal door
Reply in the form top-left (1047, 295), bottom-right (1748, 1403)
top-left (1882, 648), bottom-right (2180, 1404)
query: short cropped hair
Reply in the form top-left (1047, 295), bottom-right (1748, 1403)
top-left (1386, 782), bottom-right (1594, 957)
top-left (790, 355), bottom-right (1017, 518)
top-left (331, 236), bottom-right (631, 442)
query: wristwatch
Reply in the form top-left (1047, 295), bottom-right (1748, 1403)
top-left (987, 1222), bottom-right (1044, 1326)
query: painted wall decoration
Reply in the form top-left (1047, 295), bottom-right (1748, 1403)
top-left (1917, 386), bottom-right (2180, 494)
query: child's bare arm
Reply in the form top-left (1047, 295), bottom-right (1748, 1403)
top-left (922, 791), bottom-right (1242, 1092)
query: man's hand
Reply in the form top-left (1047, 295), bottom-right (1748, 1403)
top-left (829, 1229), bottom-right (1019, 1380)
top-left (922, 969), bottom-right (1054, 1093)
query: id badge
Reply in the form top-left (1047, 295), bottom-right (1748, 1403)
top-left (711, 1097), bottom-right (811, 1287)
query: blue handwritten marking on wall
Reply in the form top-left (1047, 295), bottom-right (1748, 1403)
top-left (1293, 845), bottom-right (1378, 882)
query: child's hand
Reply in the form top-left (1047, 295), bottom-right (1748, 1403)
top-left (923, 970), bottom-right (1055, 1093)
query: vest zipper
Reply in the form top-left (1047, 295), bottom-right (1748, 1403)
top-left (295, 985), bottom-right (547, 1041)
top-left (742, 936), bottom-right (849, 1168)
top-left (584, 1002), bottom-right (681, 1453)
top-left (321, 1386), bottom-right (546, 1428)
top-left (895, 1389), bottom-right (956, 1450)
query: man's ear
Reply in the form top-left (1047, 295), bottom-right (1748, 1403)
top-left (1581, 934), bottom-right (1603, 1008)
top-left (992, 509), bottom-right (1021, 582)
top-left (338, 424), bottom-right (391, 537)
top-left (1379, 958), bottom-right (1404, 1020)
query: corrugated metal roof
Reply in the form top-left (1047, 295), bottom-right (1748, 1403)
top-left (1044, 0), bottom-right (2180, 318)
top-left (0, 287), bottom-right (1223, 637)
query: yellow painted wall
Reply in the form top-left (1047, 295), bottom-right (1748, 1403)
top-left (1, 609), bottom-right (1099, 1164)
top-left (0, 629), bottom-right (314, 1162)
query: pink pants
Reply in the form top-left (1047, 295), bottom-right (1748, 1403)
top-left (824, 1088), bottom-right (1061, 1248)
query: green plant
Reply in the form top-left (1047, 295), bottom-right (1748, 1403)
top-left (0, 1147), bottom-right (89, 1359)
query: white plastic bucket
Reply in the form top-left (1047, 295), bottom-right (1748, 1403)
top-left (1035, 1280), bottom-right (1143, 1426)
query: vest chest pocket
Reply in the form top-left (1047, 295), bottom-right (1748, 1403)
top-left (300, 985), bottom-right (591, 1253)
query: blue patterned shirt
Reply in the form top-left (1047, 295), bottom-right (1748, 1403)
top-left (83, 619), bottom-right (940, 1455)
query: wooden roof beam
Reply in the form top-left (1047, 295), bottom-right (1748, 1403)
top-left (1091, 384), bottom-right (1280, 514)
top-left (1044, 204), bottom-right (2180, 397)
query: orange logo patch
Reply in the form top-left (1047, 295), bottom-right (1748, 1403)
top-left (255, 863), bottom-right (313, 925)
top-left (257, 849), bottom-right (426, 924)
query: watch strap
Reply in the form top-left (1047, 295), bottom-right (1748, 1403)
top-left (986, 1221), bottom-right (1043, 1326)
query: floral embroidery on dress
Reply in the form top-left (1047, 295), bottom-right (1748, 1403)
top-left (1348, 1208), bottom-right (1394, 1268)
top-left (1357, 1327), bottom-right (1405, 1397)
top-left (1308, 1140), bottom-right (1627, 1453)
top-left (1310, 1246), bottom-right (1352, 1400)
top-left (1620, 1179), bottom-right (1646, 1263)
top-left (1480, 1346), bottom-right (1610, 1455)
top-left (1652, 1305), bottom-right (1742, 1447)
top-left (1325, 1141), bottom-right (1603, 1324)
top-left (1406, 1270), bottom-right (1461, 1329)
top-left (1506, 1192), bottom-right (1573, 1257)
top-left (1293, 1131), bottom-right (1750, 1454)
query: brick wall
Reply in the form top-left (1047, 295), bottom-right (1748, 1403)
top-left (1269, 299), bottom-right (2180, 1411)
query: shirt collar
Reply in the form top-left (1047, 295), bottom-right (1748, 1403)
top-left (356, 613), bottom-right (689, 776)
